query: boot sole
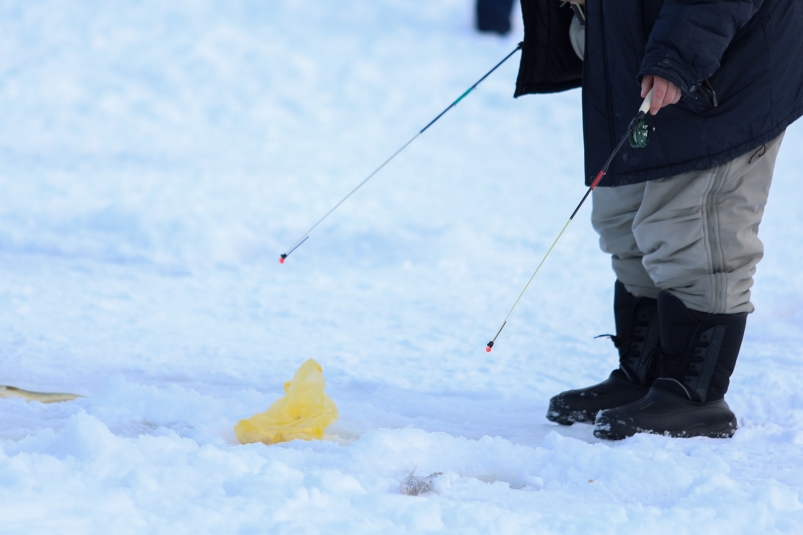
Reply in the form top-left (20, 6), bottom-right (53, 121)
top-left (546, 409), bottom-right (597, 426)
top-left (594, 409), bottom-right (738, 440)
top-left (594, 418), bottom-right (738, 440)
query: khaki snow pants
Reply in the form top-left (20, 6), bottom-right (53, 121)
top-left (591, 133), bottom-right (784, 314)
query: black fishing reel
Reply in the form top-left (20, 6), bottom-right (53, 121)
top-left (628, 117), bottom-right (652, 148)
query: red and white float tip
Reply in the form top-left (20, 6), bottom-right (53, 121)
top-left (279, 254), bottom-right (287, 264)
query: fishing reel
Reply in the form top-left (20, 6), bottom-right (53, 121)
top-left (628, 117), bottom-right (653, 148)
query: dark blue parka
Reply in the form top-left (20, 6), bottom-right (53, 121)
top-left (515, 0), bottom-right (803, 186)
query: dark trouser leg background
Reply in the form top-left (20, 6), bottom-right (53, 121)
top-left (476, 0), bottom-right (515, 35)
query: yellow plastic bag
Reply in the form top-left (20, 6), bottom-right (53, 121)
top-left (234, 359), bottom-right (338, 445)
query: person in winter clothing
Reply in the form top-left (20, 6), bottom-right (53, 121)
top-left (514, 0), bottom-right (803, 439)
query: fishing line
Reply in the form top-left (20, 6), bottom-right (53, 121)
top-left (486, 89), bottom-right (655, 352)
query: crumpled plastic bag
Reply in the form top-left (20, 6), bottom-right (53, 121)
top-left (234, 359), bottom-right (338, 445)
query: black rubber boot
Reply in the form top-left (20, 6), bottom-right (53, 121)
top-left (547, 281), bottom-right (660, 425)
top-left (594, 291), bottom-right (746, 440)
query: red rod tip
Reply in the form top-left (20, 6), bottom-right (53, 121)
top-left (279, 257), bottom-right (285, 264)
top-left (485, 346), bottom-right (492, 353)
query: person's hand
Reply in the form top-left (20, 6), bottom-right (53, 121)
top-left (641, 75), bottom-right (681, 115)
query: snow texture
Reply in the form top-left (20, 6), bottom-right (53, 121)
top-left (1, 0), bottom-right (802, 533)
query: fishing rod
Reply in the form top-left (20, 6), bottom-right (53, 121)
top-left (279, 44), bottom-right (522, 264)
top-left (486, 88), bottom-right (655, 352)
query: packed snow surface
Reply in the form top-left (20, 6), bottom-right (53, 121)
top-left (1, 1), bottom-right (802, 533)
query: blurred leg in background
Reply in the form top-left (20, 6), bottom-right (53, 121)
top-left (476, 0), bottom-right (516, 35)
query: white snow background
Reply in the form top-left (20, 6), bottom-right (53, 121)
top-left (1, 1), bottom-right (802, 533)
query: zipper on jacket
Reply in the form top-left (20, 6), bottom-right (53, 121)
top-left (702, 79), bottom-right (718, 108)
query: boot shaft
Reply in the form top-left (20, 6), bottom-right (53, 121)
top-left (657, 291), bottom-right (747, 402)
top-left (613, 281), bottom-right (660, 385)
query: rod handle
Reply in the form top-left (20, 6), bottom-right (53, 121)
top-left (639, 87), bottom-right (655, 115)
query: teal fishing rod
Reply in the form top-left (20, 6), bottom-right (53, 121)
top-left (279, 45), bottom-right (522, 264)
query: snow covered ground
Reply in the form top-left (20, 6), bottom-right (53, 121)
top-left (1, 1), bottom-right (802, 532)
